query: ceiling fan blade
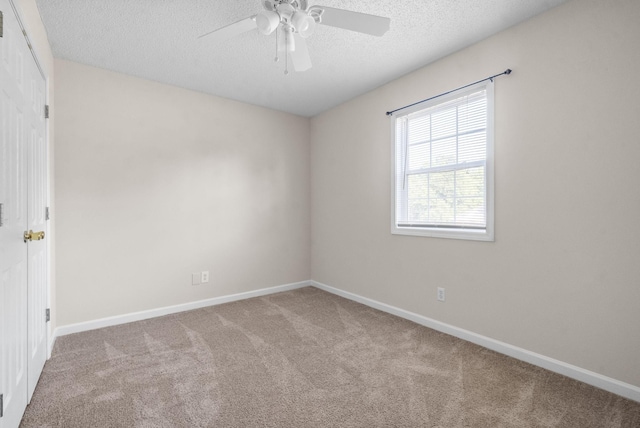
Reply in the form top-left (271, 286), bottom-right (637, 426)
top-left (291, 34), bottom-right (312, 72)
top-left (315, 6), bottom-right (390, 36)
top-left (198, 16), bottom-right (257, 42)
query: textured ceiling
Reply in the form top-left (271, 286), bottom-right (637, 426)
top-left (35, 0), bottom-right (568, 117)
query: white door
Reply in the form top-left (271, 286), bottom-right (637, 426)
top-left (0, 1), bottom-right (48, 427)
top-left (0, 0), bottom-right (29, 424)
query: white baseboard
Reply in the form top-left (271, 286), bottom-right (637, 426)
top-left (54, 280), bottom-right (311, 338)
top-left (311, 280), bottom-right (640, 403)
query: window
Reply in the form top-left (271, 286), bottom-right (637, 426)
top-left (391, 80), bottom-right (494, 241)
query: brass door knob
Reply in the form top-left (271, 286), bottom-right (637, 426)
top-left (24, 230), bottom-right (45, 242)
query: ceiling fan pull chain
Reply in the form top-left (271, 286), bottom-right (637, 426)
top-left (284, 29), bottom-right (289, 75)
top-left (274, 27), bottom-right (279, 62)
top-left (285, 48), bottom-right (289, 75)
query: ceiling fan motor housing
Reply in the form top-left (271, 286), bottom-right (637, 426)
top-left (263, 0), bottom-right (309, 12)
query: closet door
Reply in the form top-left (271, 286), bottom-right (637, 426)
top-left (0, 1), bottom-right (48, 427)
top-left (0, 1), bottom-right (30, 425)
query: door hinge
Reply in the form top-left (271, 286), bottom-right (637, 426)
top-left (0, 202), bottom-right (4, 227)
top-left (46, 308), bottom-right (50, 322)
top-left (44, 104), bottom-right (50, 119)
top-left (45, 206), bottom-right (50, 220)
top-left (1, 11), bottom-right (4, 38)
top-left (0, 393), bottom-right (3, 418)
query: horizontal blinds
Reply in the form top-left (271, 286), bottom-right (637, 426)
top-left (395, 87), bottom-right (488, 229)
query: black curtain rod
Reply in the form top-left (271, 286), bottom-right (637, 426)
top-left (385, 69), bottom-right (512, 116)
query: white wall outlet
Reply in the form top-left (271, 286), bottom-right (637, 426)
top-left (201, 271), bottom-right (210, 284)
top-left (437, 287), bottom-right (445, 302)
top-left (192, 273), bottom-right (201, 286)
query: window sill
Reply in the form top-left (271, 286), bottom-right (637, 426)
top-left (391, 225), bottom-right (494, 242)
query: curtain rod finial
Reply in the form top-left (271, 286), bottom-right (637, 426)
top-left (505, 69), bottom-right (512, 75)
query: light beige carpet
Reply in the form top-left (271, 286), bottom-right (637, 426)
top-left (21, 287), bottom-right (640, 427)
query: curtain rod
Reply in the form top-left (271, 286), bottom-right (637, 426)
top-left (385, 69), bottom-right (512, 116)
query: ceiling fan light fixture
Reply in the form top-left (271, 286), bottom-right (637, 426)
top-left (308, 7), bottom-right (324, 23)
top-left (292, 12), bottom-right (316, 38)
top-left (256, 10), bottom-right (280, 35)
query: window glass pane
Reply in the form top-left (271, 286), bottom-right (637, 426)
top-left (428, 171), bottom-right (455, 223)
top-left (458, 132), bottom-right (486, 164)
top-left (456, 166), bottom-right (485, 197)
top-left (408, 174), bottom-right (429, 199)
top-left (408, 143), bottom-right (430, 170)
top-left (431, 136), bottom-right (457, 167)
top-left (458, 92), bottom-right (486, 133)
top-left (408, 199), bottom-right (428, 222)
top-left (456, 197), bottom-right (485, 226)
top-left (431, 106), bottom-right (457, 139)
top-left (429, 196), bottom-right (455, 224)
top-left (408, 114), bottom-right (430, 144)
top-left (408, 174), bottom-right (428, 222)
top-left (429, 170), bottom-right (455, 200)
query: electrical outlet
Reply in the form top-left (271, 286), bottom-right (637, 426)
top-left (201, 271), bottom-right (210, 283)
top-left (437, 287), bottom-right (445, 302)
top-left (192, 273), bottom-right (201, 286)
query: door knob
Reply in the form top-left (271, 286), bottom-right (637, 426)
top-left (23, 230), bottom-right (45, 242)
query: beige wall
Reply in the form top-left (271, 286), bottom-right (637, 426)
top-left (16, 0), bottom-right (56, 333)
top-left (54, 59), bottom-right (310, 326)
top-left (311, 0), bottom-right (640, 387)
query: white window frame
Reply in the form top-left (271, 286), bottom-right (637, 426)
top-left (390, 80), bottom-right (494, 241)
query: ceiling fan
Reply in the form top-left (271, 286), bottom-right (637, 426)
top-left (198, 0), bottom-right (391, 74)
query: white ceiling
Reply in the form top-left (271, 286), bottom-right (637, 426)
top-left (34, 0), bottom-right (567, 117)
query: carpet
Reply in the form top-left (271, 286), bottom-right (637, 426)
top-left (20, 287), bottom-right (640, 427)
